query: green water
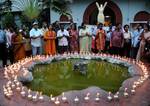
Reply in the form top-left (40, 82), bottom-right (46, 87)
top-left (25, 59), bottom-right (130, 96)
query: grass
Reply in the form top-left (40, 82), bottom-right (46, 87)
top-left (25, 59), bottom-right (130, 96)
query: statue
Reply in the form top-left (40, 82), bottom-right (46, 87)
top-left (96, 2), bottom-right (108, 24)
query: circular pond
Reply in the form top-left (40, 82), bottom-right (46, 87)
top-left (25, 59), bottom-right (131, 96)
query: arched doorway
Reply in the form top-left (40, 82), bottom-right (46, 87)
top-left (134, 11), bottom-right (150, 21)
top-left (83, 0), bottom-right (122, 25)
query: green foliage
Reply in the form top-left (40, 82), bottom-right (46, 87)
top-left (12, 0), bottom-right (41, 22)
top-left (2, 12), bottom-right (15, 28)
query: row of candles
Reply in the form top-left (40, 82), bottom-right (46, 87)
top-left (3, 53), bottom-right (149, 104)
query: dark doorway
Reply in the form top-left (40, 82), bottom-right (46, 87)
top-left (89, 6), bottom-right (116, 25)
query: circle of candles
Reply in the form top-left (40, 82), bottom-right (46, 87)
top-left (107, 92), bottom-right (112, 101)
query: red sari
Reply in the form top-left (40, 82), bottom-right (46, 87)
top-left (96, 29), bottom-right (106, 51)
top-left (69, 29), bottom-right (78, 52)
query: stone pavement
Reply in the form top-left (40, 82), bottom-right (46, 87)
top-left (0, 63), bottom-right (150, 106)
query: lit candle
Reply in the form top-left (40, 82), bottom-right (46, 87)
top-left (39, 92), bottom-right (44, 101)
top-left (95, 93), bottom-right (100, 102)
top-left (131, 88), bottom-right (135, 95)
top-left (62, 92), bottom-right (67, 102)
top-left (107, 92), bottom-right (112, 101)
top-left (20, 87), bottom-right (26, 97)
top-left (11, 82), bottom-right (15, 89)
top-left (124, 88), bottom-right (128, 98)
top-left (84, 93), bottom-right (90, 102)
top-left (114, 92), bottom-right (119, 100)
top-left (55, 97), bottom-right (60, 105)
top-left (74, 96), bottom-right (79, 103)
top-left (50, 94), bottom-right (55, 102)
top-left (32, 92), bottom-right (39, 102)
top-left (27, 89), bottom-right (32, 100)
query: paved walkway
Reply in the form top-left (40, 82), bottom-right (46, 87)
top-left (0, 63), bottom-right (150, 106)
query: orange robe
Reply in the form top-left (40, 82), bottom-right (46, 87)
top-left (96, 29), bottom-right (106, 51)
top-left (12, 34), bottom-right (26, 62)
top-left (44, 30), bottom-right (56, 55)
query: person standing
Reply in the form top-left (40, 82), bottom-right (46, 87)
top-left (44, 24), bottom-right (56, 55)
top-left (22, 25), bottom-right (32, 57)
top-left (11, 29), bottom-right (26, 62)
top-left (95, 23), bottom-right (106, 53)
top-left (110, 23), bottom-right (124, 55)
top-left (79, 23), bottom-right (91, 53)
top-left (131, 24), bottom-right (143, 59)
top-left (0, 26), bottom-right (7, 67)
top-left (30, 21), bottom-right (43, 56)
top-left (136, 24), bottom-right (150, 60)
top-left (41, 22), bottom-right (48, 54)
top-left (105, 26), bottom-right (112, 53)
top-left (123, 25), bottom-right (132, 57)
top-left (5, 27), bottom-right (15, 64)
top-left (57, 25), bottom-right (69, 54)
top-left (69, 24), bottom-right (78, 53)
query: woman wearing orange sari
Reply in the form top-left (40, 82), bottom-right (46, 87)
top-left (95, 23), bottom-right (106, 53)
top-left (11, 29), bottom-right (26, 62)
top-left (44, 24), bottom-right (56, 55)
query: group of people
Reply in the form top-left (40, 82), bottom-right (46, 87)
top-left (0, 21), bottom-right (150, 67)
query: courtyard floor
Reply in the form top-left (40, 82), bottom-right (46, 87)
top-left (0, 61), bottom-right (150, 106)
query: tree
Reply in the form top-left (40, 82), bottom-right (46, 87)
top-left (43, 0), bottom-right (73, 21)
top-left (2, 12), bottom-right (15, 28)
top-left (12, 0), bottom-right (41, 22)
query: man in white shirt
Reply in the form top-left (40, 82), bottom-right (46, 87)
top-left (30, 21), bottom-right (43, 56)
top-left (57, 25), bottom-right (69, 54)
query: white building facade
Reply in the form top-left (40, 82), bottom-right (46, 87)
top-left (51, 0), bottom-right (150, 26)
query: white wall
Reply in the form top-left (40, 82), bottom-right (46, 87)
top-left (48, 0), bottom-right (150, 26)
top-left (113, 0), bottom-right (150, 25)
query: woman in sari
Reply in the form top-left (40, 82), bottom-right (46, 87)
top-left (11, 29), bottom-right (26, 62)
top-left (136, 24), bottom-right (150, 60)
top-left (79, 23), bottom-right (91, 53)
top-left (69, 24), bottom-right (78, 53)
top-left (44, 24), bottom-right (56, 55)
top-left (95, 23), bottom-right (106, 53)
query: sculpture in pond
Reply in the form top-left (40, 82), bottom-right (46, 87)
top-left (96, 2), bottom-right (108, 24)
top-left (73, 60), bottom-right (88, 75)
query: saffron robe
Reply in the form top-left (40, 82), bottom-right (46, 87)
top-left (96, 29), bottom-right (106, 51)
top-left (44, 30), bottom-right (56, 55)
top-left (12, 34), bottom-right (26, 62)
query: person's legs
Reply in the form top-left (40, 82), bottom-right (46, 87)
top-left (37, 47), bottom-right (42, 55)
top-left (32, 46), bottom-right (37, 56)
top-left (9, 46), bottom-right (14, 64)
top-left (0, 43), bottom-right (7, 67)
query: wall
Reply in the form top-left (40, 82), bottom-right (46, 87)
top-left (51, 0), bottom-right (150, 26)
